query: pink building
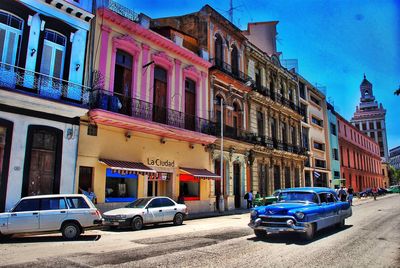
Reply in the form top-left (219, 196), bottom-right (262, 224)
top-left (337, 114), bottom-right (384, 191)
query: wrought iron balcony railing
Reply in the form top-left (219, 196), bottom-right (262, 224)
top-left (212, 58), bottom-right (252, 83)
top-left (0, 62), bottom-right (90, 105)
top-left (90, 89), bottom-right (216, 136)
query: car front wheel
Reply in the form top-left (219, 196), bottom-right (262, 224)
top-left (61, 222), bottom-right (81, 240)
top-left (131, 216), bottom-right (143, 231)
top-left (173, 213), bottom-right (184, 225)
top-left (303, 223), bottom-right (315, 241)
top-left (336, 219), bottom-right (345, 228)
top-left (254, 229), bottom-right (267, 239)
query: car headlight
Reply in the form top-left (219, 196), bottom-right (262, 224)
top-left (250, 210), bottom-right (258, 217)
top-left (295, 212), bottom-right (305, 220)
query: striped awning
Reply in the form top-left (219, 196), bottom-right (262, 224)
top-left (99, 159), bottom-right (157, 175)
top-left (180, 167), bottom-right (220, 180)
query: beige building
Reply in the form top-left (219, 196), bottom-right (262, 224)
top-left (297, 76), bottom-right (331, 187)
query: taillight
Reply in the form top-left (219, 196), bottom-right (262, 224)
top-left (91, 210), bottom-right (102, 218)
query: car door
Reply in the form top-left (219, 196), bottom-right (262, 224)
top-left (144, 198), bottom-right (163, 223)
top-left (65, 197), bottom-right (91, 227)
top-left (160, 198), bottom-right (177, 222)
top-left (39, 197), bottom-right (68, 231)
top-left (8, 199), bottom-right (40, 233)
top-left (324, 193), bottom-right (339, 226)
top-left (317, 193), bottom-right (329, 229)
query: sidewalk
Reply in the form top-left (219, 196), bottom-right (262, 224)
top-left (352, 193), bottom-right (396, 206)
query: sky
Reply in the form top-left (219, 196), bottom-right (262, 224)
top-left (118, 0), bottom-right (400, 149)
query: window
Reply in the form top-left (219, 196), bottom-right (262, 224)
top-left (113, 49), bottom-right (133, 115)
top-left (273, 165), bottom-right (281, 190)
top-left (362, 123), bottom-right (367, 130)
top-left (40, 198), bottom-right (67, 210)
top-left (315, 159), bottom-right (326, 168)
top-left (304, 171), bottom-right (311, 187)
top-left (79, 166), bottom-right (93, 193)
top-left (0, 119), bottom-right (13, 212)
top-left (302, 127), bottom-right (309, 150)
top-left (87, 124), bottom-right (98, 136)
top-left (377, 122), bottom-right (381, 129)
top-left (13, 199), bottom-right (40, 212)
top-left (147, 198), bottom-right (163, 208)
top-left (333, 148), bottom-right (339, 160)
top-left (330, 123), bottom-right (337, 135)
top-left (153, 66), bottom-right (168, 124)
top-left (185, 78), bottom-right (196, 130)
top-left (255, 68), bottom-right (261, 89)
top-left (40, 30), bottom-right (66, 79)
top-left (334, 171), bottom-right (340, 178)
top-left (66, 197), bottom-right (89, 209)
top-left (355, 123), bottom-right (360, 129)
top-left (311, 116), bottom-right (323, 127)
top-left (313, 141), bottom-right (325, 151)
top-left (370, 132), bottom-right (375, 139)
top-left (369, 122), bottom-right (374, 129)
top-left (214, 34), bottom-right (223, 67)
top-left (160, 198), bottom-right (175, 207)
top-left (285, 167), bottom-right (291, 188)
top-left (378, 131), bottom-right (382, 138)
top-left (299, 82), bottom-right (306, 99)
top-left (179, 180), bottom-right (200, 200)
top-left (291, 126), bottom-right (296, 145)
top-left (105, 168), bottom-right (138, 202)
top-left (0, 11), bottom-right (23, 66)
top-left (310, 95), bottom-right (320, 106)
top-left (231, 45), bottom-right (239, 76)
top-left (257, 111), bottom-right (264, 137)
top-left (319, 193), bottom-right (334, 203)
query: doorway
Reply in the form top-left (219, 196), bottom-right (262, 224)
top-left (153, 66), bottom-right (167, 124)
top-left (233, 162), bottom-right (241, 208)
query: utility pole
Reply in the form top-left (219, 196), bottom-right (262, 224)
top-left (229, 0), bottom-right (233, 23)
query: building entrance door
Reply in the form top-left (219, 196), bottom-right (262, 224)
top-left (233, 163), bottom-right (241, 208)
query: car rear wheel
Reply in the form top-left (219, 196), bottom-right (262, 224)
top-left (61, 222), bottom-right (81, 241)
top-left (303, 223), bottom-right (315, 241)
top-left (254, 229), bottom-right (267, 239)
top-left (336, 219), bottom-right (345, 228)
top-left (173, 213), bottom-right (184, 225)
top-left (131, 216), bottom-right (143, 231)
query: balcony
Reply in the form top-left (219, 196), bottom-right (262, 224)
top-left (90, 89), bottom-right (216, 136)
top-left (0, 62), bottom-right (90, 106)
top-left (211, 58), bottom-right (252, 83)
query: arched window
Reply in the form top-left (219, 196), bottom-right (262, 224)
top-left (184, 78), bottom-right (196, 130)
top-left (214, 34), bottom-right (223, 67)
top-left (23, 126), bottom-right (62, 197)
top-left (153, 66), bottom-right (168, 124)
top-left (114, 49), bottom-right (133, 115)
top-left (231, 45), bottom-right (239, 76)
top-left (0, 10), bottom-right (23, 66)
top-left (232, 101), bottom-right (241, 135)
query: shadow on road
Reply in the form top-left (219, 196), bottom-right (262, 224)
top-left (104, 222), bottom-right (186, 233)
top-left (247, 225), bottom-right (353, 245)
top-left (0, 234), bottom-right (101, 244)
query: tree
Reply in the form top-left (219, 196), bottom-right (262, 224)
top-left (388, 165), bottom-right (400, 185)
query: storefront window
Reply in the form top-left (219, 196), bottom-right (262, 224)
top-left (105, 168), bottom-right (138, 202)
top-left (179, 174), bottom-right (200, 201)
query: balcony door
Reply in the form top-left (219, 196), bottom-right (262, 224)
top-left (257, 111), bottom-right (264, 137)
top-left (214, 34), bottom-right (223, 67)
top-left (113, 49), bottom-right (133, 115)
top-left (153, 66), bottom-right (167, 124)
top-left (39, 30), bottom-right (66, 98)
top-left (23, 126), bottom-right (62, 197)
top-left (232, 102), bottom-right (241, 137)
top-left (0, 11), bottom-right (22, 66)
top-left (231, 45), bottom-right (239, 76)
top-left (184, 78), bottom-right (196, 131)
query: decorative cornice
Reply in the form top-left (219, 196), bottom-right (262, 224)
top-left (98, 8), bottom-right (212, 69)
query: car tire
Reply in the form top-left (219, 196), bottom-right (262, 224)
top-left (336, 219), bottom-right (345, 228)
top-left (61, 222), bottom-right (81, 241)
top-left (303, 223), bottom-right (315, 241)
top-left (254, 229), bottom-right (267, 239)
top-left (173, 213), bottom-right (184, 226)
top-left (131, 216), bottom-right (143, 231)
top-left (0, 233), bottom-right (12, 242)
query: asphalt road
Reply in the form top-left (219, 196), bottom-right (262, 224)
top-left (1, 195), bottom-right (399, 268)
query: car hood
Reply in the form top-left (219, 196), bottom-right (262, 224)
top-left (103, 208), bottom-right (143, 216)
top-left (256, 202), bottom-right (310, 215)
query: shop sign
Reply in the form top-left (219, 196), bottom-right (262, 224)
top-left (147, 158), bottom-right (175, 167)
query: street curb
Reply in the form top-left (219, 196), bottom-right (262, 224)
top-left (352, 193), bottom-right (397, 206)
top-left (186, 210), bottom-right (249, 221)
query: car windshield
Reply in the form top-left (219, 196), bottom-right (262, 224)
top-left (278, 192), bottom-right (318, 203)
top-left (125, 198), bottom-right (152, 208)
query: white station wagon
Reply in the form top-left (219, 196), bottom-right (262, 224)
top-left (0, 194), bottom-right (102, 240)
top-left (103, 196), bottom-right (188, 230)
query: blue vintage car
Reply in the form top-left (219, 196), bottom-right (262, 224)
top-left (248, 187), bottom-right (352, 240)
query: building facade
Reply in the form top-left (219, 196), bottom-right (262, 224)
top-left (351, 75), bottom-right (389, 161)
top-left (389, 146), bottom-right (400, 170)
top-left (337, 114), bottom-right (384, 191)
top-left (245, 39), bottom-right (306, 197)
top-left (77, 2), bottom-right (219, 213)
top-left (326, 102), bottom-right (342, 188)
top-left (0, 0), bottom-right (93, 211)
top-left (297, 76), bottom-right (331, 188)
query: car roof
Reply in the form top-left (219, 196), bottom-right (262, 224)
top-left (21, 194), bottom-right (87, 200)
top-left (280, 187), bottom-right (336, 194)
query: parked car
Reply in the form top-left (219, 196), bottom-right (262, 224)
top-left (358, 188), bottom-right (372, 197)
top-left (103, 196), bottom-right (188, 230)
top-left (0, 194), bottom-right (102, 241)
top-left (253, 190), bottom-right (281, 207)
top-left (387, 185), bottom-right (400, 194)
top-left (248, 187), bottom-right (352, 240)
top-left (377, 187), bottom-right (388, 195)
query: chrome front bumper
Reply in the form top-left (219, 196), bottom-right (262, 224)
top-left (248, 218), bottom-right (310, 234)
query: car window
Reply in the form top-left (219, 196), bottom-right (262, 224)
top-left (13, 199), bottom-right (40, 212)
top-left (326, 193), bottom-right (335, 203)
top-left (160, 198), bottom-right (175, 207)
top-left (66, 197), bottom-right (89, 209)
top-left (147, 198), bottom-right (162, 208)
top-left (125, 198), bottom-right (152, 208)
top-left (279, 192), bottom-right (318, 203)
top-left (319, 193), bottom-right (327, 203)
top-left (41, 198), bottom-right (67, 210)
